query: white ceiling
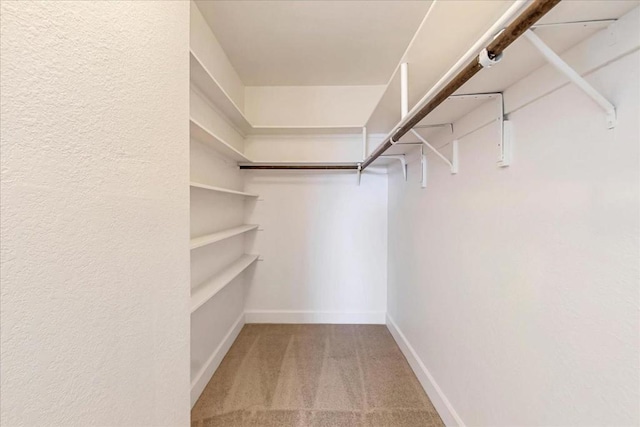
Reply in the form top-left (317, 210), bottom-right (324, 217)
top-left (195, 0), bottom-right (433, 86)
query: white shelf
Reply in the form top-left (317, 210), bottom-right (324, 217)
top-left (249, 125), bottom-right (364, 136)
top-left (190, 181), bottom-right (259, 198)
top-left (191, 51), bottom-right (365, 138)
top-left (191, 225), bottom-right (259, 250)
top-left (191, 254), bottom-right (259, 313)
top-left (190, 118), bottom-right (252, 162)
top-left (190, 51), bottom-right (252, 134)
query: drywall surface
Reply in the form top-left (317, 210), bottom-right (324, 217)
top-left (244, 171), bottom-right (388, 324)
top-left (387, 38), bottom-right (639, 427)
top-left (245, 134), bottom-right (364, 163)
top-left (0, 2), bottom-right (190, 425)
top-left (244, 85), bottom-right (385, 127)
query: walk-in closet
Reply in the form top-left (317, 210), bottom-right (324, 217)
top-left (1, 1), bottom-right (638, 426)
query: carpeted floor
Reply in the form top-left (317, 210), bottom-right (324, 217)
top-left (191, 324), bottom-right (444, 427)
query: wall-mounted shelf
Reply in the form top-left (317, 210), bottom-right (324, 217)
top-left (190, 51), bottom-right (252, 134)
top-left (190, 181), bottom-right (259, 198)
top-left (191, 254), bottom-right (259, 313)
top-left (192, 51), bottom-right (364, 138)
top-left (191, 225), bottom-right (259, 250)
top-left (249, 126), bottom-right (364, 136)
top-left (190, 118), bottom-right (252, 162)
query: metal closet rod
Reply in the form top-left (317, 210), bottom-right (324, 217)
top-left (239, 163), bottom-right (359, 170)
top-left (239, 0), bottom-right (561, 172)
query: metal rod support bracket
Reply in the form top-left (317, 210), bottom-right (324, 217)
top-left (362, 127), bottom-right (367, 161)
top-left (414, 123), bottom-right (454, 133)
top-left (357, 163), bottom-right (362, 186)
top-left (498, 121), bottom-right (513, 167)
top-left (381, 155), bottom-right (407, 181)
top-left (421, 145), bottom-right (428, 189)
top-left (454, 92), bottom-right (510, 167)
top-left (451, 140), bottom-right (459, 174)
top-left (524, 29), bottom-right (617, 129)
top-left (411, 129), bottom-right (458, 174)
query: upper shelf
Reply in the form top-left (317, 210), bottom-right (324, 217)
top-left (191, 50), bottom-right (365, 137)
top-left (190, 118), bottom-right (252, 162)
top-left (190, 181), bottom-right (259, 198)
top-left (249, 125), bottom-right (364, 136)
top-left (190, 51), bottom-right (252, 135)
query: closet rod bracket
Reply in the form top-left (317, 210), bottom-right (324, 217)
top-left (524, 29), bottom-right (617, 129)
top-left (451, 92), bottom-right (510, 167)
top-left (380, 155), bottom-right (407, 181)
top-left (411, 129), bottom-right (458, 175)
top-left (362, 127), bottom-right (367, 161)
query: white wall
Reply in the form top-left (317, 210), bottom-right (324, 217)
top-left (244, 170), bottom-right (388, 324)
top-left (0, 2), bottom-right (190, 426)
top-left (245, 85), bottom-right (385, 127)
top-left (246, 134), bottom-right (364, 163)
top-left (386, 19), bottom-right (639, 427)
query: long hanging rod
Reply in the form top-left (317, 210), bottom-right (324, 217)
top-left (239, 0), bottom-right (560, 171)
top-left (239, 163), bottom-right (359, 170)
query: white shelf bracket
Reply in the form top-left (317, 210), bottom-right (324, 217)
top-left (524, 29), bottom-right (616, 129)
top-left (401, 62), bottom-right (409, 119)
top-left (496, 93), bottom-right (511, 168)
top-left (414, 123), bottom-right (454, 134)
top-left (498, 120), bottom-right (513, 167)
top-left (411, 129), bottom-right (458, 174)
top-left (381, 155), bottom-right (407, 181)
top-left (451, 140), bottom-right (459, 174)
top-left (362, 126), bottom-right (367, 161)
top-left (451, 92), bottom-right (510, 167)
top-left (420, 145), bottom-right (428, 189)
top-left (357, 163), bottom-right (362, 186)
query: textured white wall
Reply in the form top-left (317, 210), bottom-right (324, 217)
top-left (0, 2), bottom-right (190, 425)
top-left (386, 27), bottom-right (639, 427)
top-left (243, 171), bottom-right (388, 324)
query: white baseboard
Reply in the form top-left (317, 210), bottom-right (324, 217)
top-left (386, 314), bottom-right (465, 427)
top-left (245, 310), bottom-right (386, 324)
top-left (190, 311), bottom-right (245, 408)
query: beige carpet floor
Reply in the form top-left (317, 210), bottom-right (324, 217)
top-left (191, 324), bottom-right (444, 427)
